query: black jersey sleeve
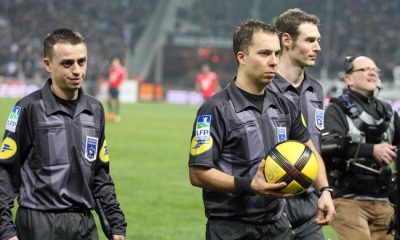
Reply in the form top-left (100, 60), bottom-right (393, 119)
top-left (188, 100), bottom-right (224, 168)
top-left (0, 102), bottom-right (30, 239)
top-left (92, 104), bottom-right (127, 236)
top-left (287, 99), bottom-right (310, 143)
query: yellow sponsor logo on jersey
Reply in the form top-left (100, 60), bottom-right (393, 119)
top-left (99, 140), bottom-right (109, 163)
top-left (0, 137), bottom-right (17, 160)
top-left (301, 113), bottom-right (307, 127)
top-left (190, 137), bottom-right (213, 156)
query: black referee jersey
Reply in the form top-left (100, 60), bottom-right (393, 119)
top-left (0, 79), bottom-right (126, 238)
top-left (269, 73), bottom-right (324, 152)
top-left (189, 79), bottom-right (309, 224)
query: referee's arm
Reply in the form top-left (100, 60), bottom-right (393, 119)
top-left (189, 164), bottom-right (292, 198)
top-left (304, 139), bottom-right (336, 225)
top-left (304, 139), bottom-right (330, 191)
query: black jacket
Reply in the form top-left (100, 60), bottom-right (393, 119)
top-left (323, 89), bottom-right (400, 197)
top-left (0, 79), bottom-right (126, 239)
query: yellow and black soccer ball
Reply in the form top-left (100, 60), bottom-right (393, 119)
top-left (264, 140), bottom-right (318, 195)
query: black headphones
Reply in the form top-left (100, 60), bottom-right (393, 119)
top-left (344, 56), bottom-right (356, 74)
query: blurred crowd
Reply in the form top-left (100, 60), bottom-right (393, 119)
top-left (175, 0), bottom-right (400, 81)
top-left (0, 0), bottom-right (156, 81)
top-left (331, 0), bottom-right (400, 77)
top-left (176, 0), bottom-right (253, 38)
top-left (1, 0), bottom-right (400, 84)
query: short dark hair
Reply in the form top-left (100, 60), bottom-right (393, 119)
top-left (233, 19), bottom-right (278, 63)
top-left (275, 8), bottom-right (320, 41)
top-left (43, 28), bottom-right (86, 59)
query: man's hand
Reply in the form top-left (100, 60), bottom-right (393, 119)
top-left (112, 235), bottom-right (125, 240)
top-left (373, 143), bottom-right (397, 165)
top-left (315, 191), bottom-right (336, 225)
top-left (251, 160), bottom-right (294, 198)
top-left (8, 237), bottom-right (18, 240)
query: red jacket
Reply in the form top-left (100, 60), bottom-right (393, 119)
top-left (109, 66), bottom-right (127, 89)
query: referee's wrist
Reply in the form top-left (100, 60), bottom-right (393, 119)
top-left (234, 176), bottom-right (252, 194)
top-left (319, 186), bottom-right (334, 197)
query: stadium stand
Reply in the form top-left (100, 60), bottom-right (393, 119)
top-left (1, 0), bottom-right (400, 90)
top-left (0, 0), bottom-right (157, 81)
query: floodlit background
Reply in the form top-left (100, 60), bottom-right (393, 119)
top-left (1, 0), bottom-right (399, 239)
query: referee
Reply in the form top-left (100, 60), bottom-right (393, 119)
top-left (188, 19), bottom-right (334, 240)
top-left (269, 9), bottom-right (335, 239)
top-left (0, 29), bottom-right (126, 240)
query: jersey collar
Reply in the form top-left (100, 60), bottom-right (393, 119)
top-left (271, 72), bottom-right (315, 95)
top-left (227, 77), bottom-right (273, 113)
top-left (42, 78), bottom-right (94, 117)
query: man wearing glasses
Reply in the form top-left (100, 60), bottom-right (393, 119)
top-left (322, 56), bottom-right (399, 239)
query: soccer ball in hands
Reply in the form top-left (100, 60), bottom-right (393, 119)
top-left (264, 140), bottom-right (318, 195)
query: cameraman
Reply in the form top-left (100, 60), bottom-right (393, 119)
top-left (322, 56), bottom-right (400, 240)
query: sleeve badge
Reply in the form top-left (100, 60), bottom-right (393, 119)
top-left (0, 137), bottom-right (17, 160)
top-left (99, 140), bottom-right (109, 163)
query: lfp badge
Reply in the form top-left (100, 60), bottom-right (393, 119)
top-left (195, 115), bottom-right (212, 142)
top-left (6, 106), bottom-right (22, 133)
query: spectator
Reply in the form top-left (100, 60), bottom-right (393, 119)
top-left (195, 64), bottom-right (220, 100)
top-left (107, 58), bottom-right (126, 122)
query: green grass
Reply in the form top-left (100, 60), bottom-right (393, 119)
top-left (0, 98), bottom-right (338, 239)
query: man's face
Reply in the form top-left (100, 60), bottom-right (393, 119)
top-left (345, 57), bottom-right (380, 96)
top-left (44, 42), bottom-right (87, 95)
top-left (201, 64), bottom-right (210, 73)
top-left (288, 22), bottom-right (321, 67)
top-left (240, 31), bottom-right (280, 86)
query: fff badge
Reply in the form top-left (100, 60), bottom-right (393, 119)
top-left (277, 127), bottom-right (287, 142)
top-left (85, 136), bottom-right (98, 162)
top-left (315, 108), bottom-right (324, 130)
top-left (195, 115), bottom-right (212, 142)
top-left (6, 106), bottom-right (22, 133)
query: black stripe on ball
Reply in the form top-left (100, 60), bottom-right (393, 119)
top-left (269, 147), bottom-right (313, 189)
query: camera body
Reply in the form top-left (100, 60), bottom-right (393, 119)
top-left (321, 132), bottom-right (351, 160)
top-left (321, 131), bottom-right (395, 198)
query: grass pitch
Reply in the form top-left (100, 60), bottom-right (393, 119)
top-left (0, 98), bottom-right (337, 240)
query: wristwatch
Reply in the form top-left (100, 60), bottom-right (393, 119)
top-left (319, 186), bottom-right (334, 196)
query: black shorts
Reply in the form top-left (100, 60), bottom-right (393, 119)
top-left (206, 215), bottom-right (293, 240)
top-left (285, 191), bottom-right (323, 239)
top-left (16, 207), bottom-right (99, 240)
top-left (109, 87), bottom-right (119, 100)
